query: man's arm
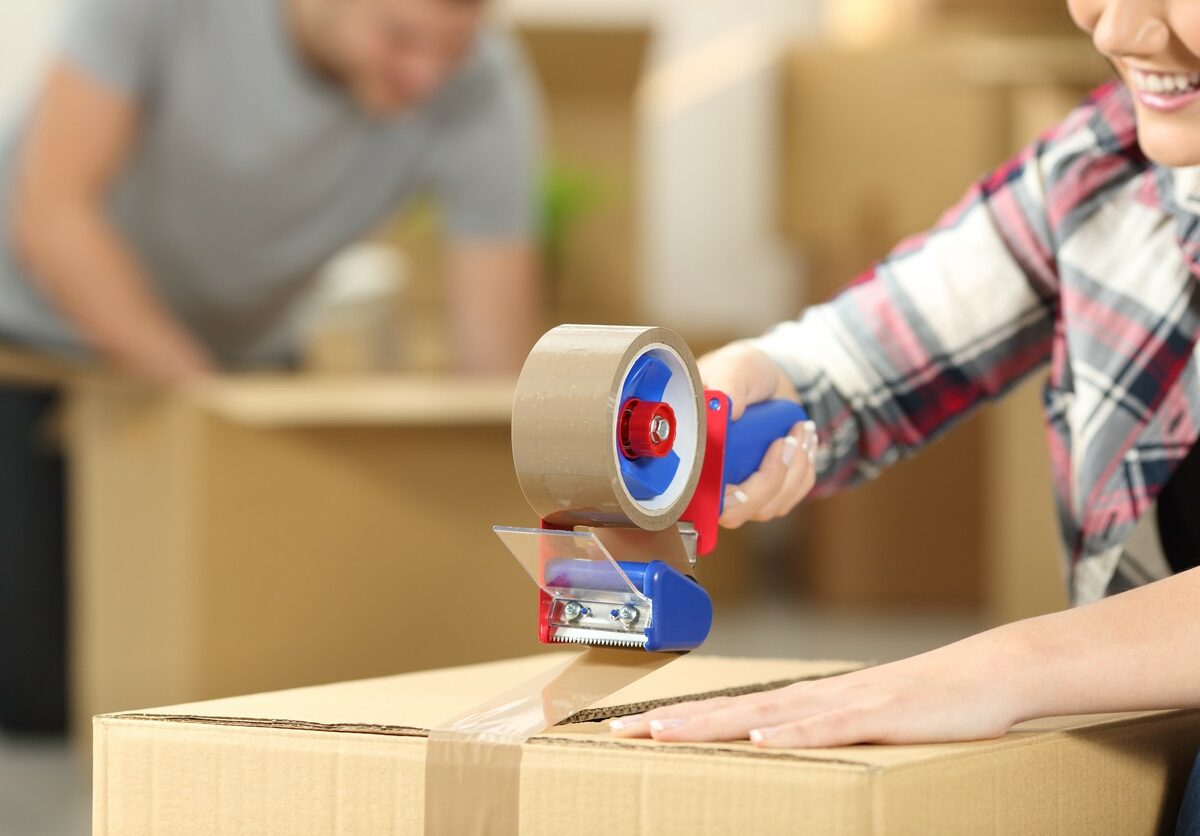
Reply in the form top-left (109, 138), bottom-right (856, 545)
top-left (446, 241), bottom-right (539, 374)
top-left (613, 567), bottom-right (1200, 747)
top-left (9, 61), bottom-right (214, 382)
top-left (431, 32), bottom-right (543, 374)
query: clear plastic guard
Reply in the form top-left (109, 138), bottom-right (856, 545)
top-left (493, 526), bottom-right (650, 604)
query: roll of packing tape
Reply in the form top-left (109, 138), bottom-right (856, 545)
top-left (512, 325), bottom-right (706, 531)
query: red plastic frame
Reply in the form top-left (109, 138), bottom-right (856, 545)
top-left (679, 389), bottom-right (730, 557)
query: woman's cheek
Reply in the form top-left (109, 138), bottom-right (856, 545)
top-left (1066, 0), bottom-right (1101, 35)
top-left (1170, 3), bottom-right (1200, 59)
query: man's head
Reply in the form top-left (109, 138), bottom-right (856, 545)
top-left (1070, 0), bottom-right (1200, 166)
top-left (293, 0), bottom-right (484, 116)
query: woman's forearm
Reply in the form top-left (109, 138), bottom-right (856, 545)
top-left (1000, 566), bottom-right (1200, 720)
top-left (613, 565), bottom-right (1200, 749)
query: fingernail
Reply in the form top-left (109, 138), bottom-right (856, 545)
top-left (732, 489), bottom-right (749, 506)
top-left (609, 715), bottom-right (641, 732)
top-left (781, 435), bottom-right (799, 466)
top-left (749, 726), bottom-right (780, 743)
top-left (801, 422), bottom-right (818, 457)
top-left (649, 718), bottom-right (686, 733)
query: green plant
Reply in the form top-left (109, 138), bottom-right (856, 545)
top-left (539, 162), bottom-right (608, 304)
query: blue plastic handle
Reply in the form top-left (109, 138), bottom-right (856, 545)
top-left (722, 400), bottom-right (810, 488)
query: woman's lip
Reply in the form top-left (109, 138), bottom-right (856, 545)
top-left (1125, 64), bottom-right (1200, 75)
top-left (1135, 86), bottom-right (1200, 114)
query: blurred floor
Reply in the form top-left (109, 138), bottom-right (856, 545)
top-left (701, 598), bottom-right (986, 664)
top-left (0, 734), bottom-right (88, 836)
top-left (0, 601), bottom-right (982, 836)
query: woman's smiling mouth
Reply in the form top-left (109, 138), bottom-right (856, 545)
top-left (1128, 66), bottom-right (1200, 113)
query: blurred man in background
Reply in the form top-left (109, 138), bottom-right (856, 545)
top-left (0, 0), bottom-right (541, 732)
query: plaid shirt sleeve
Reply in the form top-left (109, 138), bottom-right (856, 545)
top-left (749, 95), bottom-right (1101, 496)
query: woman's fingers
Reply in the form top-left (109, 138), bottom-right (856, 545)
top-left (645, 691), bottom-right (839, 743)
top-left (609, 695), bottom-right (740, 737)
top-left (749, 707), bottom-right (879, 749)
top-left (611, 681), bottom-right (834, 743)
top-left (615, 688), bottom-right (893, 748)
top-left (719, 421), bottom-right (818, 528)
top-left (612, 682), bottom-right (847, 743)
top-left (718, 435), bottom-right (792, 529)
top-left (755, 421), bottom-right (818, 521)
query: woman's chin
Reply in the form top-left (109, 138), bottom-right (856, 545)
top-left (1137, 119), bottom-right (1200, 168)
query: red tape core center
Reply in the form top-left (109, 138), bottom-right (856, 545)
top-left (620, 398), bottom-right (677, 459)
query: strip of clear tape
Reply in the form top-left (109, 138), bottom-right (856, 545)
top-left (423, 527), bottom-right (685, 835)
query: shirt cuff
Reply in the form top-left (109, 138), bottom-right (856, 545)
top-left (743, 320), bottom-right (811, 394)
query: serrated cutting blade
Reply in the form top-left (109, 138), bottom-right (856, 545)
top-left (549, 627), bottom-right (648, 648)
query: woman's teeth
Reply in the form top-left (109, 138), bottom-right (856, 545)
top-left (1130, 68), bottom-right (1200, 96)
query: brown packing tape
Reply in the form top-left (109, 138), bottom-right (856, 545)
top-left (424, 649), bottom-right (677, 835)
top-left (511, 325), bottom-right (705, 531)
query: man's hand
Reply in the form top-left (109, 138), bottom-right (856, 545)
top-left (446, 242), bottom-right (539, 374)
top-left (698, 342), bottom-right (817, 528)
top-left (121, 325), bottom-right (217, 384)
top-left (611, 627), bottom-right (1028, 748)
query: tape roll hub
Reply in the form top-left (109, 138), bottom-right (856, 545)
top-left (512, 325), bottom-right (706, 530)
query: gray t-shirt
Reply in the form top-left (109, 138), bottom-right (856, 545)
top-left (0, 0), bottom-right (539, 365)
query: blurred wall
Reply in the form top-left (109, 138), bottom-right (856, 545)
top-left (0, 1), bottom-right (62, 114)
top-left (636, 0), bottom-right (818, 338)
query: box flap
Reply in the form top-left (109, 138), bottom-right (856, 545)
top-left (190, 376), bottom-right (516, 427)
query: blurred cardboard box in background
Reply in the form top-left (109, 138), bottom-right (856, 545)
top-left (64, 375), bottom-right (542, 746)
top-left (826, 0), bottom-right (1079, 46)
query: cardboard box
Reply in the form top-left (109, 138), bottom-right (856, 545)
top-left (94, 654), bottom-right (1200, 834)
top-left (824, 0), bottom-right (1078, 46)
top-left (518, 25), bottom-right (649, 327)
top-left (63, 375), bottom-right (544, 744)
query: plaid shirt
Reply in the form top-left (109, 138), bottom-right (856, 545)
top-left (754, 81), bottom-right (1200, 605)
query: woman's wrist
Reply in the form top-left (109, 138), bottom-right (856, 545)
top-left (921, 614), bottom-right (1067, 729)
top-left (974, 612), bottom-right (1079, 725)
